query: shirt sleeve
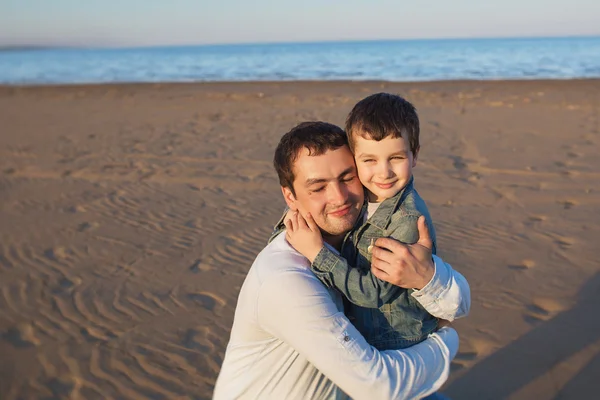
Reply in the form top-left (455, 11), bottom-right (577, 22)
top-left (257, 268), bottom-right (458, 400)
top-left (411, 254), bottom-right (471, 321)
top-left (311, 245), bottom-right (402, 307)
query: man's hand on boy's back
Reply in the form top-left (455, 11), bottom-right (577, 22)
top-left (370, 216), bottom-right (435, 289)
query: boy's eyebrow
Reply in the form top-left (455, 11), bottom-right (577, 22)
top-left (305, 167), bottom-right (356, 187)
top-left (356, 152), bottom-right (374, 158)
top-left (357, 150), bottom-right (408, 158)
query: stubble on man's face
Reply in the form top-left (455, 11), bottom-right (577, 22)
top-left (285, 147), bottom-right (364, 240)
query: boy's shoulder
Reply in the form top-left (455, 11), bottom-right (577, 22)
top-left (396, 183), bottom-right (429, 217)
top-left (366, 179), bottom-right (430, 227)
top-left (386, 183), bottom-right (437, 253)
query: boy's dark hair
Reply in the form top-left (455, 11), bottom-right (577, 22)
top-left (274, 121), bottom-right (348, 196)
top-left (345, 93), bottom-right (420, 154)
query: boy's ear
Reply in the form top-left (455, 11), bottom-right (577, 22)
top-left (281, 186), bottom-right (299, 211)
top-left (412, 146), bottom-right (420, 168)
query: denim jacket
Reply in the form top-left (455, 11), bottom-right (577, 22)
top-left (270, 177), bottom-right (438, 350)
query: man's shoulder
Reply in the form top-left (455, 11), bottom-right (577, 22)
top-left (252, 233), bottom-right (313, 282)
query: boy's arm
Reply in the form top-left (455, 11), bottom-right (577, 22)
top-left (283, 211), bottom-right (402, 307)
top-left (311, 214), bottom-right (429, 307)
top-left (311, 245), bottom-right (402, 307)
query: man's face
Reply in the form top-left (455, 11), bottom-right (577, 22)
top-left (282, 146), bottom-right (364, 241)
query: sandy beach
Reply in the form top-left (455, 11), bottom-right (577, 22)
top-left (1, 79), bottom-right (599, 399)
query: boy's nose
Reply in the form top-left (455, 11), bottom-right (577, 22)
top-left (378, 163), bottom-right (393, 178)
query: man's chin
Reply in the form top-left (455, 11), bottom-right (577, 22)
top-left (321, 218), bottom-right (356, 237)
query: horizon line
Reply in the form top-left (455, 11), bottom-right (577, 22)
top-left (2, 33), bottom-right (599, 51)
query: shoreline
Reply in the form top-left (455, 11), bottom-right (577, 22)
top-left (2, 77), bottom-right (600, 90)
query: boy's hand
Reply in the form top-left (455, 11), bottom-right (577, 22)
top-left (370, 216), bottom-right (435, 289)
top-left (283, 208), bottom-right (295, 225)
top-left (284, 211), bottom-right (324, 263)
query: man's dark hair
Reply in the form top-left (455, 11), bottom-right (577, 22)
top-left (345, 93), bottom-right (420, 155)
top-left (274, 121), bottom-right (348, 196)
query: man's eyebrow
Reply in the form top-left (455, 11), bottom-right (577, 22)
top-left (337, 166), bottom-right (356, 178)
top-left (305, 167), bottom-right (355, 186)
top-left (305, 177), bottom-right (328, 187)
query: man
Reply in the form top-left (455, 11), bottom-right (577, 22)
top-left (214, 122), bottom-right (466, 399)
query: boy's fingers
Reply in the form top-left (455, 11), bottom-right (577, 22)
top-left (284, 217), bottom-right (293, 232)
top-left (290, 212), bottom-right (299, 232)
top-left (283, 209), bottom-right (294, 224)
top-left (297, 213), bottom-right (309, 230)
top-left (305, 212), bottom-right (319, 232)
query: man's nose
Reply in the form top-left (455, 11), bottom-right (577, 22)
top-left (328, 182), bottom-right (348, 204)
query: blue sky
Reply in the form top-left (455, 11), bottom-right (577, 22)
top-left (2, 0), bottom-right (599, 47)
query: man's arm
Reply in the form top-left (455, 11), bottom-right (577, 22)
top-left (411, 254), bottom-right (471, 321)
top-left (257, 268), bottom-right (459, 400)
top-left (312, 244), bottom-right (470, 319)
top-left (370, 216), bottom-right (471, 320)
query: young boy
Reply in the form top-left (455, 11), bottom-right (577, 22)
top-left (281, 93), bottom-right (468, 350)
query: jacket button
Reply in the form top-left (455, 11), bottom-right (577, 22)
top-left (343, 335), bottom-right (350, 342)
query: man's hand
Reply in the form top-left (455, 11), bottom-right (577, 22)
top-left (437, 319), bottom-right (452, 330)
top-left (285, 211), bottom-right (324, 263)
top-left (370, 216), bottom-right (434, 289)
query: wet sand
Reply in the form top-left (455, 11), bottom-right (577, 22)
top-left (1, 80), bottom-right (599, 399)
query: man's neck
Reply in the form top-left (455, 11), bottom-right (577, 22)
top-left (323, 234), bottom-right (344, 251)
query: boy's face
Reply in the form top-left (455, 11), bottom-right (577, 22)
top-left (353, 133), bottom-right (418, 203)
top-left (282, 146), bottom-right (364, 240)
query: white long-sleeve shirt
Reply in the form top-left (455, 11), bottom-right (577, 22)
top-left (213, 234), bottom-right (460, 400)
top-left (412, 253), bottom-right (471, 322)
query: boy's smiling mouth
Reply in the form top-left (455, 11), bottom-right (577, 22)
top-left (373, 181), bottom-right (397, 189)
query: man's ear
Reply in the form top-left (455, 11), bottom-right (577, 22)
top-left (412, 146), bottom-right (420, 168)
top-left (281, 186), bottom-right (299, 211)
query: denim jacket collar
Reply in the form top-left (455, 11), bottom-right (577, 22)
top-left (366, 176), bottom-right (415, 231)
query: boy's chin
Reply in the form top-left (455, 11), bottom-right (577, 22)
top-left (367, 185), bottom-right (402, 202)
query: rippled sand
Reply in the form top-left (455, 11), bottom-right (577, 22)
top-left (1, 80), bottom-right (599, 399)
